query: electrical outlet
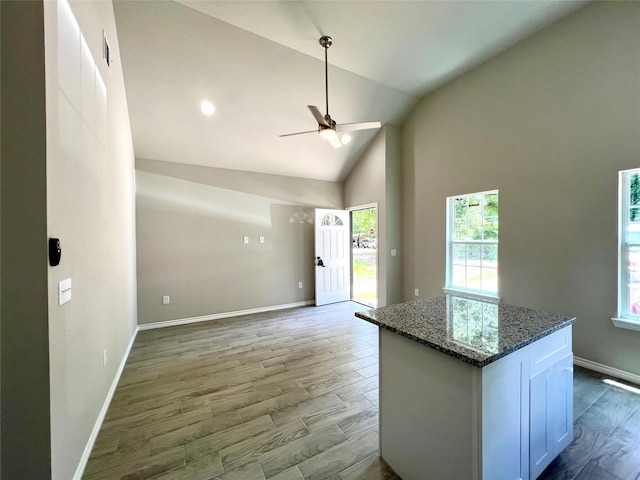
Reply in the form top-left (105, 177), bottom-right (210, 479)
top-left (243, 236), bottom-right (249, 244)
top-left (391, 249), bottom-right (397, 257)
top-left (103, 349), bottom-right (107, 367)
top-left (298, 281), bottom-right (303, 289)
top-left (163, 295), bottom-right (170, 305)
top-left (415, 288), bottom-right (420, 297)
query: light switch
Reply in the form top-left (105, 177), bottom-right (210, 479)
top-left (59, 278), bottom-right (72, 305)
top-left (391, 249), bottom-right (397, 257)
top-left (259, 236), bottom-right (265, 244)
top-left (243, 236), bottom-right (249, 244)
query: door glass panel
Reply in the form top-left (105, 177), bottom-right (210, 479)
top-left (351, 207), bottom-right (377, 307)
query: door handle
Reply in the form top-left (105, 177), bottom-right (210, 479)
top-left (316, 256), bottom-right (325, 267)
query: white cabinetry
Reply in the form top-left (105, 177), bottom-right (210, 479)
top-left (378, 325), bottom-right (573, 480)
top-left (529, 328), bottom-right (573, 478)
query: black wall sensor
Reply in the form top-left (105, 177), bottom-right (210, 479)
top-left (49, 238), bottom-right (61, 266)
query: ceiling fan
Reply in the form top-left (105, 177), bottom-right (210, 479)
top-left (280, 36), bottom-right (381, 149)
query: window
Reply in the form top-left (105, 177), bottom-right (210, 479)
top-left (614, 168), bottom-right (640, 331)
top-left (445, 190), bottom-right (499, 298)
top-left (321, 214), bottom-right (344, 226)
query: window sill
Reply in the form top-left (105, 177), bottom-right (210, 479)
top-left (611, 317), bottom-right (640, 332)
top-left (442, 287), bottom-right (500, 303)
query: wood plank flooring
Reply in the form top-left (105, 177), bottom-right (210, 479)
top-left (84, 302), bottom-right (397, 480)
top-left (539, 366), bottom-right (640, 480)
top-left (85, 302), bottom-right (640, 480)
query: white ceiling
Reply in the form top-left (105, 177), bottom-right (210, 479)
top-left (113, 0), bottom-right (585, 182)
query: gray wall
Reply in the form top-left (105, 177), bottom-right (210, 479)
top-left (1, 1), bottom-right (142, 476)
top-left (47, 0), bottom-right (138, 478)
top-left (135, 158), bottom-right (343, 325)
top-left (384, 126), bottom-right (403, 306)
top-left (402, 1), bottom-right (640, 375)
top-left (1, 2), bottom-right (51, 477)
top-left (345, 126), bottom-right (403, 306)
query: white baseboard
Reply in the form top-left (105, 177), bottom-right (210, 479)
top-left (73, 327), bottom-right (139, 480)
top-left (138, 300), bottom-right (316, 331)
top-left (574, 356), bottom-right (640, 386)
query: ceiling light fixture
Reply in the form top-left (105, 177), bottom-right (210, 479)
top-left (200, 100), bottom-right (215, 116)
top-left (318, 126), bottom-right (342, 148)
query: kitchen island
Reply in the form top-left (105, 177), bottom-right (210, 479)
top-left (356, 295), bottom-right (576, 480)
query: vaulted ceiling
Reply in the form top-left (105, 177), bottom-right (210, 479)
top-left (113, 0), bottom-right (585, 182)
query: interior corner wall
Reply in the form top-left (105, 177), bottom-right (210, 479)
top-left (384, 125), bottom-right (403, 305)
top-left (345, 126), bottom-right (403, 307)
top-left (44, 0), bottom-right (138, 478)
top-left (402, 1), bottom-right (640, 376)
top-left (135, 158), bottom-right (343, 325)
top-left (0, 1), bottom-right (52, 478)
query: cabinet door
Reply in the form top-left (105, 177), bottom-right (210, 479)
top-left (530, 363), bottom-right (553, 478)
top-left (482, 347), bottom-right (530, 480)
top-left (529, 353), bottom-right (574, 479)
top-left (549, 353), bottom-right (573, 456)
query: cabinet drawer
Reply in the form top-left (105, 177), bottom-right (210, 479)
top-left (529, 326), bottom-right (572, 376)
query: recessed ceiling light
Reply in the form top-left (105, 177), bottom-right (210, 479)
top-left (200, 100), bottom-right (215, 116)
top-left (341, 134), bottom-right (352, 145)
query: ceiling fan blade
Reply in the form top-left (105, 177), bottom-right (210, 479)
top-left (336, 121), bottom-right (382, 132)
top-left (279, 129), bottom-right (318, 138)
top-left (308, 105), bottom-right (330, 127)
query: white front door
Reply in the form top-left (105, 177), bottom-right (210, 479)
top-left (315, 208), bottom-right (351, 306)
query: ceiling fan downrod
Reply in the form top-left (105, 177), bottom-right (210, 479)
top-left (319, 36), bottom-right (332, 122)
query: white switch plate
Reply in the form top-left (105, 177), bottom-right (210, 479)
top-left (259, 236), bottom-right (265, 244)
top-left (391, 249), bottom-right (397, 257)
top-left (163, 295), bottom-right (170, 305)
top-left (415, 288), bottom-right (420, 297)
top-left (103, 349), bottom-right (107, 367)
top-left (243, 236), bottom-right (249, 244)
top-left (59, 278), bottom-right (72, 305)
top-left (298, 282), bottom-right (303, 289)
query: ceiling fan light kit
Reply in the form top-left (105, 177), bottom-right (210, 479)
top-left (319, 126), bottom-right (342, 149)
top-left (279, 35), bottom-right (381, 149)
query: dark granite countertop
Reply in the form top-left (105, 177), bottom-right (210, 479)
top-left (355, 295), bottom-right (575, 368)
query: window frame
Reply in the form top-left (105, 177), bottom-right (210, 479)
top-left (444, 189), bottom-right (500, 302)
top-left (613, 168), bottom-right (640, 332)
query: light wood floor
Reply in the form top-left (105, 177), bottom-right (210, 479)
top-left (85, 302), bottom-right (640, 480)
top-left (539, 366), bottom-right (640, 480)
top-left (84, 301), bottom-right (397, 480)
